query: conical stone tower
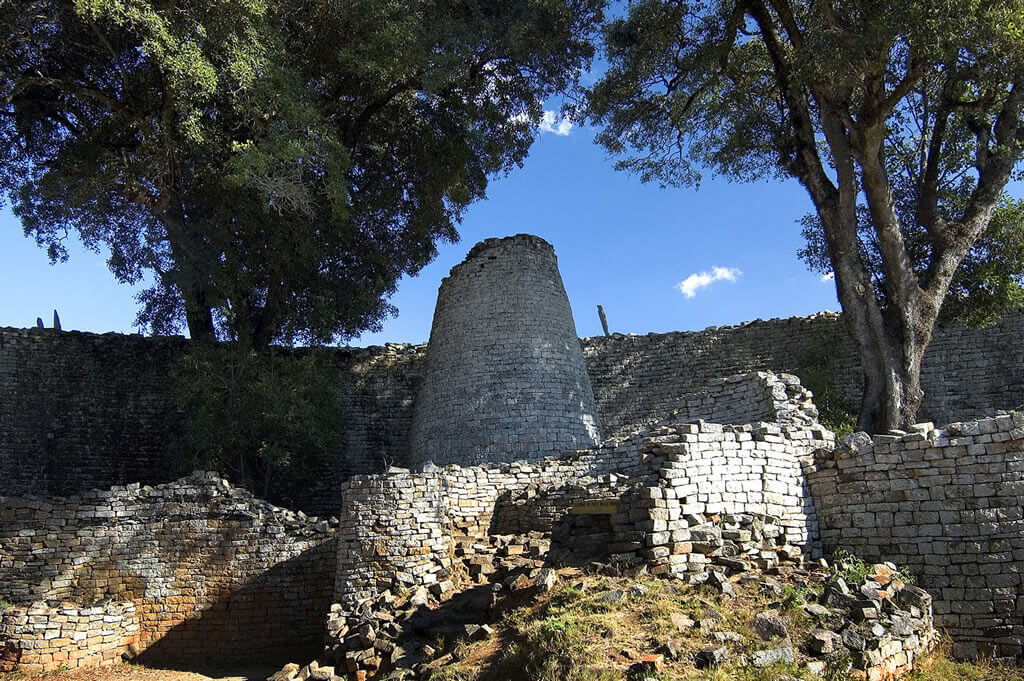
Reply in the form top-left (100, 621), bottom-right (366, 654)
top-left (409, 234), bottom-right (602, 466)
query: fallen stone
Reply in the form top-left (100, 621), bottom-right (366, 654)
top-left (753, 610), bottom-right (790, 640)
top-left (658, 640), bottom-right (685, 661)
top-left (694, 646), bottom-right (728, 669)
top-left (807, 629), bottom-right (841, 656)
top-left (670, 613), bottom-right (695, 631)
top-left (598, 589), bottom-right (626, 605)
top-left (267, 663), bottom-right (299, 681)
top-left (536, 567), bottom-right (558, 592)
top-left (750, 646), bottom-right (796, 668)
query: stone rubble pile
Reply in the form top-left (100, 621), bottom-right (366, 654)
top-left (678, 557), bottom-right (935, 681)
top-left (311, 532), bottom-right (555, 680)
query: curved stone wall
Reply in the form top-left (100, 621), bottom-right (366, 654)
top-left (409, 235), bottom-right (602, 465)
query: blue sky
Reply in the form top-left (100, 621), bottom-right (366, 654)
top-left (12, 112), bottom-right (994, 346)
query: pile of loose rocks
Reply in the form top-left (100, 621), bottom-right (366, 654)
top-left (269, 533), bottom-right (557, 681)
top-left (269, 525), bottom-right (935, 681)
top-left (683, 555), bottom-right (935, 681)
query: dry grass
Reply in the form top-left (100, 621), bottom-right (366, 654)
top-left (0, 661), bottom-right (268, 681)
top-left (423, 571), bottom-right (1019, 681)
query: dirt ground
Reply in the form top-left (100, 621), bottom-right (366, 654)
top-left (1, 662), bottom-right (276, 681)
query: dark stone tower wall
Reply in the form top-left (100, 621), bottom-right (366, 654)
top-left (408, 234), bottom-right (602, 466)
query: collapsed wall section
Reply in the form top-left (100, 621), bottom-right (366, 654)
top-left (806, 415), bottom-right (1024, 660)
top-left (611, 420), bottom-right (833, 577)
top-left (334, 372), bottom-right (830, 607)
top-left (0, 472), bottom-right (336, 670)
top-left (409, 235), bottom-right (602, 466)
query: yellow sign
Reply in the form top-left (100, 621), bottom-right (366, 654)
top-left (571, 499), bottom-right (618, 515)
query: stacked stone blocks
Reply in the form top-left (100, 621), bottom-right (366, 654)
top-left (807, 414), bottom-right (1024, 659)
top-left (409, 235), bottom-right (603, 466)
top-left (0, 472), bottom-right (336, 669)
top-left (0, 601), bottom-right (137, 673)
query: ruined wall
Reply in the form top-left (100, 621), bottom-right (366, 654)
top-left (0, 327), bottom-right (423, 516)
top-left (409, 235), bottom-right (602, 466)
top-left (334, 373), bottom-right (829, 606)
top-left (0, 472), bottom-right (336, 669)
top-left (583, 308), bottom-right (1024, 437)
top-left (3, 309), bottom-right (1022, 508)
top-left (609, 420), bottom-right (833, 578)
top-left (806, 415), bottom-right (1024, 660)
top-left (0, 601), bottom-right (138, 673)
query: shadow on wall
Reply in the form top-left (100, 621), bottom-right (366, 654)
top-left (135, 540), bottom-right (336, 667)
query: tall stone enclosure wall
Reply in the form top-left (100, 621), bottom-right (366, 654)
top-left (582, 309), bottom-right (1024, 437)
top-left (409, 235), bottom-right (602, 466)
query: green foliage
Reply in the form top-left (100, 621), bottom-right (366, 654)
top-left (830, 548), bottom-right (874, 585)
top-left (1, 0), bottom-right (603, 346)
top-left (830, 548), bottom-right (916, 586)
top-left (0, 597), bottom-right (14, 611)
top-left (585, 0), bottom-right (1024, 431)
top-left (800, 193), bottom-right (1024, 329)
top-left (169, 344), bottom-right (342, 499)
top-left (779, 584), bottom-right (808, 610)
top-left (791, 331), bottom-right (857, 437)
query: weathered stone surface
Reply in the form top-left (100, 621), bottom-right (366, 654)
top-left (750, 646), bottom-right (796, 667)
top-left (409, 235), bottom-right (603, 466)
top-left (0, 472), bottom-right (335, 672)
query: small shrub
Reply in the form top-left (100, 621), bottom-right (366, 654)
top-left (792, 330), bottom-right (858, 436)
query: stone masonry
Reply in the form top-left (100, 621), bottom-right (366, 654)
top-left (807, 414), bottom-right (1024, 659)
top-left (0, 472), bottom-right (336, 670)
top-left (2, 308), bottom-right (1022, 508)
top-left (409, 234), bottom-right (603, 466)
top-left (334, 372), bottom-right (828, 606)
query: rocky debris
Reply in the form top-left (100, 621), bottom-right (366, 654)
top-left (657, 640), bottom-right (685, 661)
top-left (670, 613), bottom-right (695, 631)
top-left (704, 569), bottom-right (735, 598)
top-left (627, 653), bottom-right (664, 676)
top-left (694, 646), bottom-right (728, 668)
top-left (535, 567), bottom-right (558, 592)
top-left (267, 663), bottom-right (300, 681)
top-left (752, 610), bottom-right (790, 640)
top-left (750, 646), bottom-right (796, 667)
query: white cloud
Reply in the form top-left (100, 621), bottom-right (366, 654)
top-left (820, 272), bottom-right (835, 282)
top-left (676, 266), bottom-right (742, 299)
top-left (538, 110), bottom-right (573, 136)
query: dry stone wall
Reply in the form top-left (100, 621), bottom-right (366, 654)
top-left (2, 309), bottom-right (1021, 508)
top-left (0, 472), bottom-right (336, 669)
top-left (333, 372), bottom-right (829, 607)
top-left (0, 327), bottom-right (423, 516)
top-left (582, 309), bottom-right (1024, 437)
top-left (612, 420), bottom-right (834, 579)
top-left (0, 601), bottom-right (137, 673)
top-left (806, 415), bottom-right (1024, 660)
top-left (409, 235), bottom-right (602, 466)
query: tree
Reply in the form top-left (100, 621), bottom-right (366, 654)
top-left (586, 0), bottom-right (1024, 432)
top-left (170, 344), bottom-right (342, 501)
top-left (799, 189), bottom-right (1024, 329)
top-left (1, 0), bottom-right (602, 347)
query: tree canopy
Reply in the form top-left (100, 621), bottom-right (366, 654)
top-left (1, 0), bottom-right (602, 346)
top-left (586, 0), bottom-right (1024, 431)
top-left (799, 191), bottom-right (1024, 329)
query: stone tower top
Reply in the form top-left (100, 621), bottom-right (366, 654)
top-left (408, 233), bottom-right (602, 466)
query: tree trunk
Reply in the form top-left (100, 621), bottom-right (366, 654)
top-left (183, 286), bottom-right (216, 344)
top-left (851, 317), bottom-right (927, 433)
